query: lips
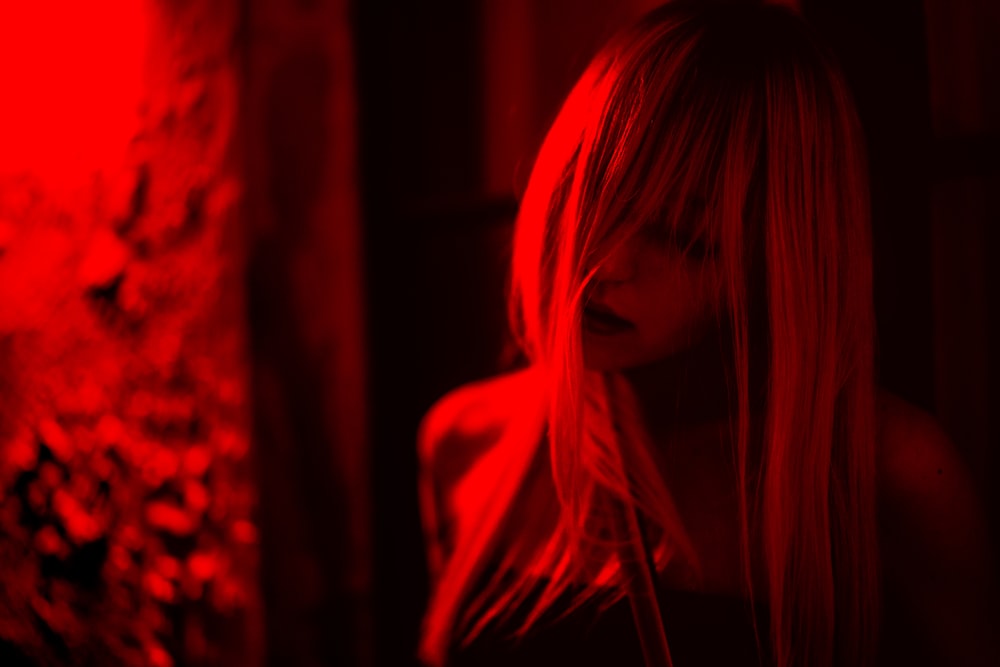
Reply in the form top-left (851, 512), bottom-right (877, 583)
top-left (583, 303), bottom-right (635, 335)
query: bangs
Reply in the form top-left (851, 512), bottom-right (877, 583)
top-left (575, 33), bottom-right (763, 269)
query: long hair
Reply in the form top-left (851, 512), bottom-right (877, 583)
top-left (421, 3), bottom-right (879, 666)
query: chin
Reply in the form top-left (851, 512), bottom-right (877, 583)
top-left (581, 329), bottom-right (706, 371)
top-left (582, 340), bottom-right (668, 371)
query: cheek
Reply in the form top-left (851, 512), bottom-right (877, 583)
top-left (581, 253), bottom-right (725, 371)
top-left (635, 263), bottom-right (722, 348)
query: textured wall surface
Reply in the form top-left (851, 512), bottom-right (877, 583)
top-left (0, 1), bottom-right (260, 665)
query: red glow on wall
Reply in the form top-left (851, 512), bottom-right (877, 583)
top-left (0, 1), bottom-right (259, 663)
top-left (0, 1), bottom-right (149, 185)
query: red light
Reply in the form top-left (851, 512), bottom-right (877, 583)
top-left (0, 1), bottom-right (150, 187)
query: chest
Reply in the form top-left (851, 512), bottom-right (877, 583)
top-left (652, 429), bottom-right (768, 599)
top-left (486, 433), bottom-right (767, 600)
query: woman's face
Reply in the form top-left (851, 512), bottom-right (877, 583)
top-left (581, 210), bottom-right (725, 371)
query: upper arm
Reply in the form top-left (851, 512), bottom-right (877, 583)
top-left (416, 381), bottom-right (508, 585)
top-left (877, 392), bottom-right (1000, 666)
top-left (417, 394), bottom-right (461, 586)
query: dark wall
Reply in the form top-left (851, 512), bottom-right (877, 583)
top-left (354, 3), bottom-right (496, 667)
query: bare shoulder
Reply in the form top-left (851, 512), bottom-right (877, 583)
top-left (875, 389), bottom-right (988, 532)
top-left (875, 388), bottom-right (985, 542)
top-left (418, 367), bottom-right (549, 582)
top-left (418, 367), bottom-right (539, 493)
top-left (875, 388), bottom-right (1000, 665)
top-left (875, 389), bottom-right (969, 498)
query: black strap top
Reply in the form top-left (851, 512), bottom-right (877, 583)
top-left (447, 560), bottom-right (773, 667)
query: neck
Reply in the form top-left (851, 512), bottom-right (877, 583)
top-left (620, 324), bottom-right (737, 446)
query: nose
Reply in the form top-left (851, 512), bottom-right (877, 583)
top-left (592, 237), bottom-right (639, 284)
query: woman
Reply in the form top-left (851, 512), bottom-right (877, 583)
top-left (416, 2), bottom-right (998, 666)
